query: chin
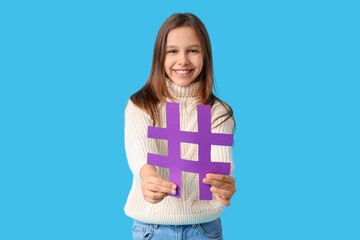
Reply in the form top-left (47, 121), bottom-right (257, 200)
top-left (170, 76), bottom-right (196, 86)
top-left (174, 80), bottom-right (192, 87)
top-left (177, 80), bottom-right (191, 86)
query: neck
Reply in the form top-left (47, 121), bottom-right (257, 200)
top-left (166, 78), bottom-right (201, 98)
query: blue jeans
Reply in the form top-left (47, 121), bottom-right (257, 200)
top-left (132, 218), bottom-right (223, 240)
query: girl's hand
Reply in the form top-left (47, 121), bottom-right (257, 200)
top-left (203, 174), bottom-right (236, 206)
top-left (140, 164), bottom-right (177, 204)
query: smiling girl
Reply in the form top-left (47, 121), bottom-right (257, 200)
top-left (124, 13), bottom-right (236, 239)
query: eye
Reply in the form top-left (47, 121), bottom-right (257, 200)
top-left (189, 49), bottom-right (199, 53)
top-left (167, 50), bottom-right (177, 54)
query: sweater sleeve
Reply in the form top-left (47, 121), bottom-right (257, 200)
top-left (124, 100), bottom-right (155, 183)
top-left (211, 102), bottom-right (236, 176)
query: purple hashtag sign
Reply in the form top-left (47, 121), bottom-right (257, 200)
top-left (147, 102), bottom-right (233, 200)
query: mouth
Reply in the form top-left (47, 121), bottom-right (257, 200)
top-left (173, 69), bottom-right (193, 76)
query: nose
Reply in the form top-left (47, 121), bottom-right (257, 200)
top-left (177, 52), bottom-right (189, 66)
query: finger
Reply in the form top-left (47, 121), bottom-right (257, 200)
top-left (143, 196), bottom-right (158, 204)
top-left (215, 194), bottom-right (231, 207)
top-left (206, 174), bottom-right (235, 184)
top-left (146, 175), bottom-right (177, 190)
top-left (143, 189), bottom-right (168, 201)
top-left (203, 178), bottom-right (233, 189)
top-left (143, 196), bottom-right (162, 204)
top-left (210, 186), bottom-right (233, 199)
top-left (142, 178), bottom-right (177, 194)
top-left (146, 182), bottom-right (177, 195)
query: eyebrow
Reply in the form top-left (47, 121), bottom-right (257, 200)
top-left (166, 44), bottom-right (201, 49)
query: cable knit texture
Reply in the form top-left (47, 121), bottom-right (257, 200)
top-left (124, 79), bottom-right (235, 225)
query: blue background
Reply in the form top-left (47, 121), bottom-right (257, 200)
top-left (1, 0), bottom-right (359, 239)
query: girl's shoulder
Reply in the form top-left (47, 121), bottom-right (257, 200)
top-left (211, 99), bottom-right (235, 133)
top-left (124, 99), bottom-right (152, 121)
top-left (125, 99), bottom-right (136, 109)
top-left (125, 99), bottom-right (138, 113)
top-left (212, 99), bottom-right (233, 116)
top-left (125, 99), bottom-right (144, 111)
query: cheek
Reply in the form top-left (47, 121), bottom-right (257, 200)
top-left (196, 57), bottom-right (204, 70)
top-left (164, 57), bottom-right (173, 68)
top-left (193, 54), bottom-right (203, 64)
top-left (164, 61), bottom-right (172, 75)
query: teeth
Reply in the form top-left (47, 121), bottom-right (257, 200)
top-left (175, 70), bottom-right (190, 74)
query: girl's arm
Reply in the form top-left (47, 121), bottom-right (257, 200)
top-left (124, 100), bottom-right (176, 203)
top-left (124, 100), bottom-right (154, 183)
top-left (140, 164), bottom-right (177, 204)
top-left (203, 173), bottom-right (236, 206)
top-left (203, 102), bottom-right (237, 206)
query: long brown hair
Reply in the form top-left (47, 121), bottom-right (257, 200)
top-left (130, 13), bottom-right (235, 131)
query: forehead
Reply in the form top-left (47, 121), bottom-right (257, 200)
top-left (166, 26), bottom-right (201, 47)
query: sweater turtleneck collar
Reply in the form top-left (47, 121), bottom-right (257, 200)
top-left (166, 78), bottom-right (201, 98)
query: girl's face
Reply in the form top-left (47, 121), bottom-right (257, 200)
top-left (164, 26), bottom-right (203, 87)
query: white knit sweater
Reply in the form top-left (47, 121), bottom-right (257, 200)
top-left (124, 79), bottom-right (235, 225)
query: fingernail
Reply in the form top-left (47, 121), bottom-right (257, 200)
top-left (172, 185), bottom-right (177, 189)
top-left (171, 190), bottom-right (176, 195)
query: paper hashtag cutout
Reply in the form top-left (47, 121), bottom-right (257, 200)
top-left (147, 102), bottom-right (233, 200)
